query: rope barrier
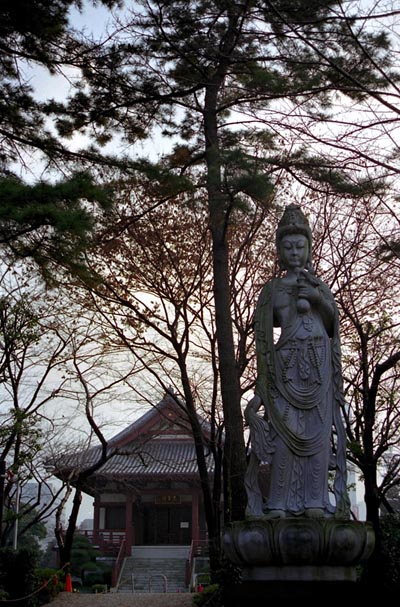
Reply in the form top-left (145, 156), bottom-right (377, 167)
top-left (0, 562), bottom-right (70, 603)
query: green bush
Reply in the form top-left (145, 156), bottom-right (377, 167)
top-left (68, 533), bottom-right (111, 590)
top-left (379, 514), bottom-right (400, 590)
top-left (92, 583), bottom-right (108, 593)
top-left (70, 535), bottom-right (100, 578)
top-left (0, 588), bottom-right (9, 601)
top-left (84, 570), bottom-right (107, 586)
top-left (192, 584), bottom-right (222, 607)
top-left (34, 568), bottom-right (64, 605)
top-left (0, 548), bottom-right (37, 607)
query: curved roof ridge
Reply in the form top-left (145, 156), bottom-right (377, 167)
top-left (107, 390), bottom-right (188, 447)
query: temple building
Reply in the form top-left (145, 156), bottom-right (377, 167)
top-left (52, 393), bottom-right (214, 560)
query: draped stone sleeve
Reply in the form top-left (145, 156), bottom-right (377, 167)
top-left (244, 394), bottom-right (274, 517)
top-left (254, 280), bottom-right (276, 416)
top-left (311, 280), bottom-right (350, 518)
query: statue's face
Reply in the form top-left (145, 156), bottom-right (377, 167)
top-left (279, 234), bottom-right (309, 271)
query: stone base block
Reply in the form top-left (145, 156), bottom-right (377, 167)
top-left (242, 564), bottom-right (356, 582)
top-left (224, 580), bottom-right (370, 604)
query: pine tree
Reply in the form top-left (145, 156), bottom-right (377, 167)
top-left (0, 0), bottom-right (118, 276)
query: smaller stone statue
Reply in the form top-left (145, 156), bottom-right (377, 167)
top-left (245, 204), bottom-right (350, 519)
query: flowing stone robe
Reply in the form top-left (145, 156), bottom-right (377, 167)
top-left (250, 276), bottom-right (349, 518)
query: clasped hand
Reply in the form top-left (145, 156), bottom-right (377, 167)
top-left (297, 273), bottom-right (321, 305)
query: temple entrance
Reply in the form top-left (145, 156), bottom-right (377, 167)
top-left (142, 504), bottom-right (192, 545)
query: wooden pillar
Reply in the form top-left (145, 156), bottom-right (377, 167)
top-left (125, 494), bottom-right (134, 556)
top-left (191, 491), bottom-right (199, 543)
top-left (93, 495), bottom-right (100, 544)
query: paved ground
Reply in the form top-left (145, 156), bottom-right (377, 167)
top-left (49, 592), bottom-right (193, 607)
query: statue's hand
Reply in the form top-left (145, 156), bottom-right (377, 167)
top-left (297, 281), bottom-right (321, 305)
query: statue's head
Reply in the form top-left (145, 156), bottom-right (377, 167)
top-left (276, 205), bottom-right (312, 270)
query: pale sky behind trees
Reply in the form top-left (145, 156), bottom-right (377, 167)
top-left (14, 1), bottom-right (176, 183)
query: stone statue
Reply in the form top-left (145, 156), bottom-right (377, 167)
top-left (245, 204), bottom-right (350, 519)
top-left (225, 206), bottom-right (373, 589)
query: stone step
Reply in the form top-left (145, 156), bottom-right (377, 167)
top-left (131, 545), bottom-right (190, 559)
top-left (117, 555), bottom-right (188, 593)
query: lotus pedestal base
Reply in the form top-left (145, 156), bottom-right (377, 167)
top-left (223, 518), bottom-right (374, 602)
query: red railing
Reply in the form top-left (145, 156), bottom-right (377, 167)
top-left (111, 537), bottom-right (126, 587)
top-left (186, 539), bottom-right (209, 587)
top-left (81, 530), bottom-right (125, 556)
top-left (189, 538), bottom-right (209, 561)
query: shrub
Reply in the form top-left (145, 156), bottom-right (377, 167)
top-left (70, 535), bottom-right (100, 578)
top-left (92, 584), bottom-right (108, 593)
top-left (192, 584), bottom-right (222, 607)
top-left (84, 570), bottom-right (107, 586)
top-left (379, 514), bottom-right (400, 590)
top-left (0, 548), bottom-right (37, 607)
top-left (34, 568), bottom-right (64, 605)
top-left (69, 533), bottom-right (112, 590)
top-left (0, 589), bottom-right (9, 601)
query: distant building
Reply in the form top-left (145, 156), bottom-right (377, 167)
top-left (347, 463), bottom-right (366, 521)
top-left (20, 481), bottom-right (58, 541)
top-left (79, 518), bottom-right (94, 531)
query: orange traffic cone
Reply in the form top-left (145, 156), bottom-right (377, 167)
top-left (65, 573), bottom-right (73, 592)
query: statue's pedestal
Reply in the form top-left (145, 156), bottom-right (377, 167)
top-left (223, 579), bottom-right (369, 603)
top-left (223, 518), bottom-right (374, 602)
top-left (242, 564), bottom-right (356, 582)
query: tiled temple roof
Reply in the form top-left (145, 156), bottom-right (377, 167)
top-left (50, 392), bottom-right (217, 483)
top-left (59, 440), bottom-right (214, 479)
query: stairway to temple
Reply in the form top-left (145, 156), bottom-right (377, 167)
top-left (116, 546), bottom-right (190, 593)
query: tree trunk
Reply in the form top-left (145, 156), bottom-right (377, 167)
top-left (59, 486), bottom-right (82, 571)
top-left (364, 465), bottom-right (380, 533)
top-left (362, 463), bottom-right (382, 586)
top-left (178, 366), bottom-right (222, 574)
top-left (204, 80), bottom-right (247, 522)
top-left (211, 232), bottom-right (247, 522)
top-left (0, 461), bottom-right (5, 546)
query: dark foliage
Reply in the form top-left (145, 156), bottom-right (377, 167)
top-left (0, 547), bottom-right (37, 606)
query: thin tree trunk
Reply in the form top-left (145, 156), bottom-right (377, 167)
top-left (59, 486), bottom-right (82, 570)
top-left (362, 464), bottom-right (382, 585)
top-left (204, 77), bottom-right (247, 522)
top-left (211, 232), bottom-right (247, 522)
top-left (178, 366), bottom-right (222, 573)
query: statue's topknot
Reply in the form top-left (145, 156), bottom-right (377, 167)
top-left (276, 204), bottom-right (312, 249)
